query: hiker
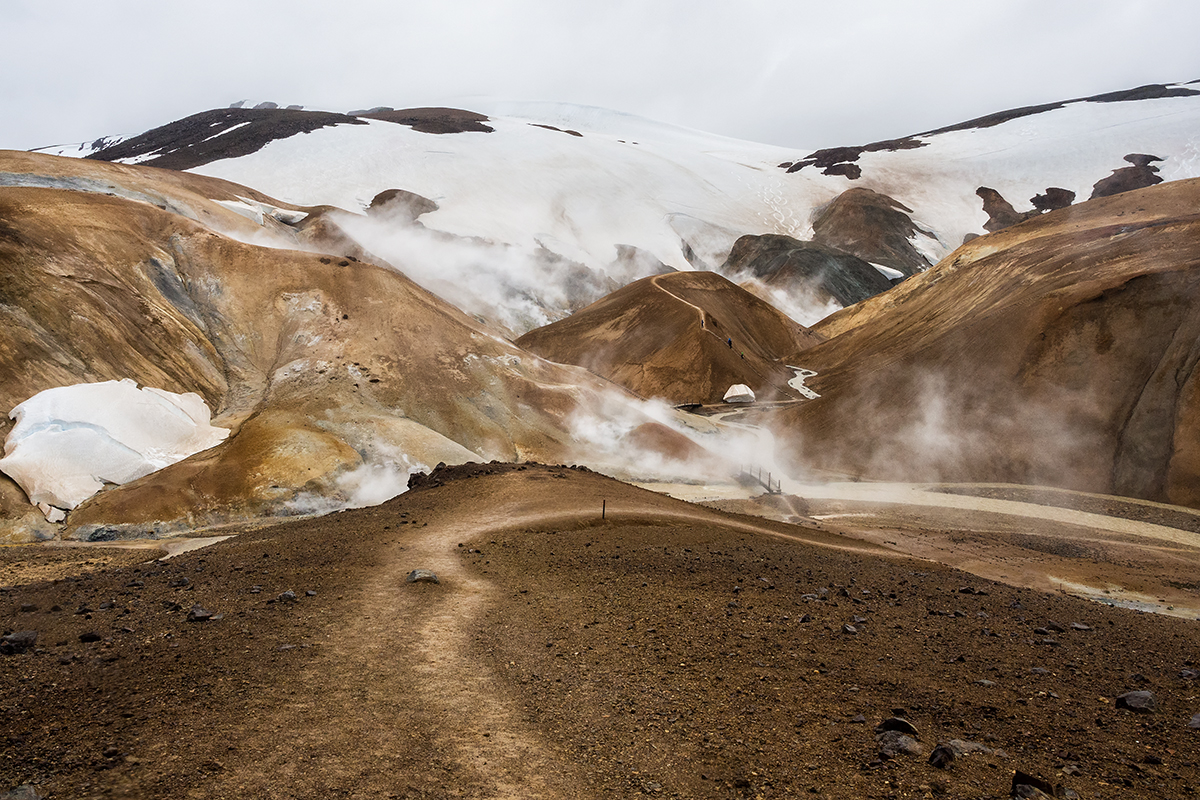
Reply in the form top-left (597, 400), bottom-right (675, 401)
top-left (727, 337), bottom-right (732, 348)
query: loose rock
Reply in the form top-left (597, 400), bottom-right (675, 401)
top-left (875, 717), bottom-right (919, 736)
top-left (928, 743), bottom-right (955, 769)
top-left (186, 604), bottom-right (213, 622)
top-left (876, 730), bottom-right (922, 759)
top-left (1115, 690), bottom-right (1157, 713)
top-left (0, 786), bottom-right (44, 800)
top-left (408, 569), bottom-right (440, 584)
top-left (0, 631), bottom-right (37, 655)
top-left (1011, 770), bottom-right (1056, 798)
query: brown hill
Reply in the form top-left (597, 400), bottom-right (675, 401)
top-left (516, 271), bottom-right (822, 404)
top-left (0, 154), bottom-right (664, 541)
top-left (778, 178), bottom-right (1200, 508)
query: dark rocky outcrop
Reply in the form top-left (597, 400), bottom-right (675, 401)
top-left (88, 108), bottom-right (369, 170)
top-left (721, 234), bottom-right (893, 307)
top-left (367, 189), bottom-right (440, 224)
top-left (1030, 187), bottom-right (1076, 213)
top-left (810, 188), bottom-right (934, 276)
top-left (1090, 153), bottom-right (1164, 199)
top-left (357, 108), bottom-right (494, 135)
top-left (977, 188), bottom-right (1036, 233)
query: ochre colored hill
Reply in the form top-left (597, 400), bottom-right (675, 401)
top-left (779, 178), bottom-right (1200, 508)
top-left (517, 270), bottom-right (822, 404)
top-left (0, 154), bottom-right (644, 540)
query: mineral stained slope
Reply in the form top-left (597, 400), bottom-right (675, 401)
top-left (779, 178), bottom-right (1200, 508)
top-left (517, 271), bottom-right (822, 404)
top-left (0, 155), bottom-right (639, 539)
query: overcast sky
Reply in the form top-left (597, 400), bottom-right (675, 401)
top-left (4, 0), bottom-right (1198, 152)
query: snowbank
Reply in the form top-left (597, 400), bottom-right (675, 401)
top-left (0, 380), bottom-right (229, 520)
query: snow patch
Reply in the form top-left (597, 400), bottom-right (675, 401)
top-left (0, 380), bottom-right (229, 518)
top-left (871, 263), bottom-right (905, 281)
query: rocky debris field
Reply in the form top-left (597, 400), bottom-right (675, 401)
top-left (1, 464), bottom-right (1198, 799)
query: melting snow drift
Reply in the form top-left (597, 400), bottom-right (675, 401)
top-left (0, 380), bottom-right (229, 520)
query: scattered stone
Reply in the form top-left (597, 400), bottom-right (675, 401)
top-left (407, 569), bottom-right (440, 584)
top-left (876, 730), bottom-right (922, 759)
top-left (1011, 770), bottom-right (1056, 798)
top-left (1069, 622), bottom-right (1092, 631)
top-left (305, 590), bottom-right (317, 597)
top-left (875, 717), bottom-right (919, 736)
top-left (799, 614), bottom-right (812, 623)
top-left (277, 590), bottom-right (298, 603)
top-left (168, 577), bottom-right (190, 588)
top-left (1029, 667), bottom-right (1049, 675)
top-left (0, 786), bottom-right (44, 800)
top-left (1115, 690), bottom-right (1157, 713)
top-left (78, 632), bottom-right (102, 643)
top-left (1044, 621), bottom-right (1066, 633)
top-left (928, 744), bottom-right (955, 769)
top-left (18, 604), bottom-right (36, 613)
top-left (102, 745), bottom-right (120, 759)
top-left (974, 679), bottom-right (997, 687)
top-left (249, 585), bottom-right (262, 594)
top-left (849, 714), bottom-right (867, 724)
top-left (186, 604), bottom-right (213, 622)
top-left (842, 624), bottom-right (857, 635)
top-left (0, 631), bottom-right (37, 655)
top-left (1179, 669), bottom-right (1198, 679)
top-left (947, 739), bottom-right (997, 758)
top-left (1187, 712), bottom-right (1200, 730)
top-left (851, 615), bottom-right (867, 624)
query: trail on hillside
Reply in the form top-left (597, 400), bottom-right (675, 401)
top-left (192, 483), bottom-right (882, 799)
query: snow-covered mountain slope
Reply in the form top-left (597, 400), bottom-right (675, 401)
top-left (794, 85), bottom-right (1200, 252)
top-left (70, 86), bottom-right (1200, 330)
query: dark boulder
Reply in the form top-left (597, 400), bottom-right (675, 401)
top-left (0, 631), bottom-right (37, 655)
top-left (1115, 690), bottom-right (1157, 713)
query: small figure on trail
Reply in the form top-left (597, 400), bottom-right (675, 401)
top-left (740, 351), bottom-right (745, 359)
top-left (727, 337), bottom-right (732, 348)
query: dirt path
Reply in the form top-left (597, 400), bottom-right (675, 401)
top-left (186, 477), bottom-right (882, 799)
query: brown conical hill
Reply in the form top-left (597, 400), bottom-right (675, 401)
top-left (516, 270), bottom-right (822, 405)
top-left (0, 159), bottom-right (638, 540)
top-left (778, 178), bottom-right (1200, 508)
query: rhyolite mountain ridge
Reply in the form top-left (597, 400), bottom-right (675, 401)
top-left (2, 81), bottom-right (1199, 541)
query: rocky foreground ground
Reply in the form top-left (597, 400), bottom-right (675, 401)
top-left (2, 464), bottom-right (1199, 799)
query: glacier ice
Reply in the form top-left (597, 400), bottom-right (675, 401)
top-left (0, 379), bottom-right (229, 519)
